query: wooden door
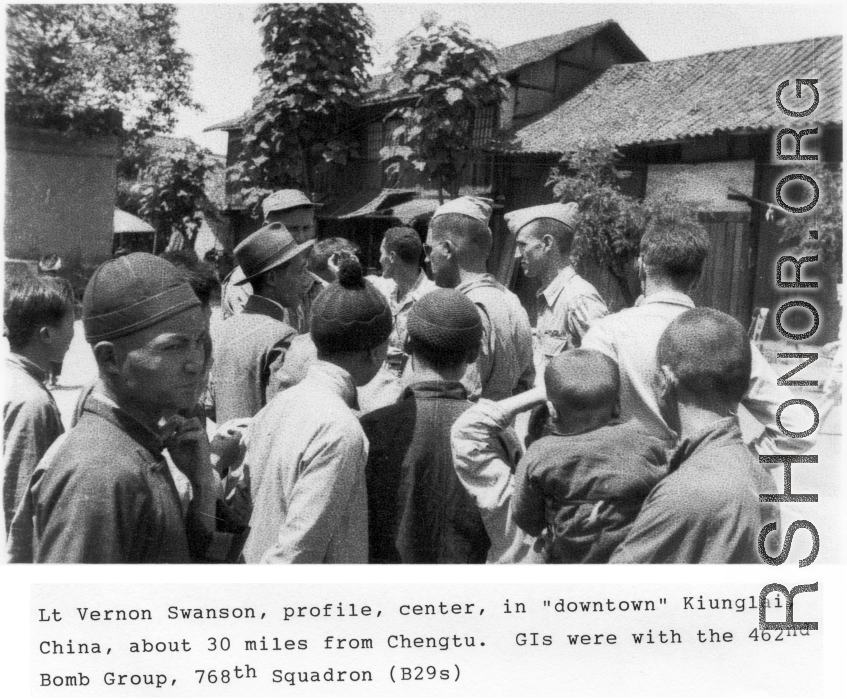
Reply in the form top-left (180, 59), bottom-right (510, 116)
top-left (690, 212), bottom-right (753, 322)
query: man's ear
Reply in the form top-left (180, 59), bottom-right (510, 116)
top-left (542, 234), bottom-right (556, 253)
top-left (93, 341), bottom-right (121, 376)
top-left (688, 268), bottom-right (705, 293)
top-left (37, 325), bottom-right (55, 346)
top-left (657, 365), bottom-right (677, 398)
top-left (636, 256), bottom-right (646, 287)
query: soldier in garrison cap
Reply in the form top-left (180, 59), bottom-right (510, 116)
top-left (220, 189), bottom-right (321, 322)
top-left (506, 202), bottom-right (608, 369)
top-left (211, 223), bottom-right (313, 424)
top-left (9, 254), bottom-right (243, 563)
top-left (426, 196), bottom-right (535, 401)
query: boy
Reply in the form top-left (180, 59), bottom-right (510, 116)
top-left (610, 308), bottom-right (779, 564)
top-left (3, 274), bottom-right (75, 534)
top-left (512, 350), bottom-right (667, 563)
top-left (242, 259), bottom-right (392, 563)
top-left (361, 288), bottom-right (488, 564)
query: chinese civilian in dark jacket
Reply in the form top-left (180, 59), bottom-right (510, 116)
top-left (362, 289), bottom-right (490, 563)
top-left (611, 308), bottom-right (779, 564)
top-left (8, 254), bottom-right (240, 563)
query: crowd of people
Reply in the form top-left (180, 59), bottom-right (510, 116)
top-left (3, 189), bottom-right (815, 564)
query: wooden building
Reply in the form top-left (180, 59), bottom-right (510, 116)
top-left (207, 23), bottom-right (842, 338)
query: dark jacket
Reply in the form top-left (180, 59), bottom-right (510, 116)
top-left (3, 355), bottom-right (64, 534)
top-left (610, 416), bottom-right (778, 564)
top-left (513, 419), bottom-right (667, 563)
top-left (9, 393), bottom-right (199, 563)
top-left (211, 294), bottom-right (297, 423)
top-left (361, 381), bottom-right (490, 563)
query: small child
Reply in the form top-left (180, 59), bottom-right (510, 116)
top-left (512, 349), bottom-right (667, 563)
top-left (3, 274), bottom-right (75, 534)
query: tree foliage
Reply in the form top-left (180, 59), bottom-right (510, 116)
top-left (548, 139), bottom-right (695, 306)
top-left (6, 4), bottom-right (197, 140)
top-left (133, 142), bottom-right (221, 252)
top-left (383, 13), bottom-right (509, 202)
top-left (232, 3), bottom-right (373, 212)
top-left (777, 165), bottom-right (842, 284)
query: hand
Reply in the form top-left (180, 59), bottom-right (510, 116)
top-left (210, 418), bottom-right (251, 477)
top-left (161, 415), bottom-right (212, 489)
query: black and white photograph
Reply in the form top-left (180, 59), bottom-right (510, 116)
top-left (2, 2), bottom-right (843, 695)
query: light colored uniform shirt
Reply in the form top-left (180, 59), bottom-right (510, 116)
top-left (457, 275), bottom-right (536, 401)
top-left (387, 270), bottom-right (437, 367)
top-left (451, 400), bottom-right (545, 564)
top-left (536, 266), bottom-right (608, 365)
top-left (582, 290), bottom-right (815, 455)
top-left (243, 361), bottom-right (368, 564)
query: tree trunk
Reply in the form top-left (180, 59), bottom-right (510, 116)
top-left (295, 133), bottom-right (312, 195)
top-left (611, 268), bottom-right (636, 308)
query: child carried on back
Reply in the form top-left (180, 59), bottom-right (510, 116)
top-left (512, 349), bottom-right (667, 562)
top-left (452, 349), bottom-right (667, 563)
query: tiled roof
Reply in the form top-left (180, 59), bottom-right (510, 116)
top-left (204, 115), bottom-right (246, 132)
top-left (508, 35), bottom-right (842, 154)
top-left (362, 20), bottom-right (644, 104)
top-left (495, 19), bottom-right (644, 74)
top-left (207, 20), bottom-right (644, 128)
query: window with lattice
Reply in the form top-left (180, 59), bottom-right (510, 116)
top-left (366, 121), bottom-right (384, 161)
top-left (472, 105), bottom-right (498, 147)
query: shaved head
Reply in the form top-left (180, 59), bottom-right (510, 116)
top-left (430, 214), bottom-right (492, 262)
top-left (658, 307), bottom-right (751, 408)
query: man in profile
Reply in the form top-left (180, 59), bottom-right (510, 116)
top-left (506, 202), bottom-right (607, 367)
top-left (378, 226), bottom-right (436, 379)
top-left (221, 189), bottom-right (320, 321)
top-left (212, 223), bottom-right (312, 423)
top-left (426, 196), bottom-right (535, 400)
top-left (10, 254), bottom-right (240, 563)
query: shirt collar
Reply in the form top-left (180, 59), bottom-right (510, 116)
top-left (402, 379), bottom-right (468, 401)
top-left (538, 266), bottom-right (577, 306)
top-left (668, 416), bottom-right (742, 473)
top-left (308, 271), bottom-right (329, 289)
top-left (304, 360), bottom-right (359, 408)
top-left (636, 290), bottom-right (695, 309)
top-left (79, 390), bottom-right (165, 458)
top-left (243, 294), bottom-right (289, 323)
top-left (393, 270), bottom-right (432, 308)
top-left (456, 274), bottom-right (499, 295)
top-left (5, 353), bottom-right (48, 384)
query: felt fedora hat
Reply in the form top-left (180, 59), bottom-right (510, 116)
top-left (233, 223), bottom-right (314, 285)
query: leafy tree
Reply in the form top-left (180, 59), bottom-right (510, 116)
top-left (6, 4), bottom-right (197, 143)
top-left (232, 3), bottom-right (373, 212)
top-left (133, 142), bottom-right (221, 252)
top-left (548, 139), bottom-right (695, 307)
top-left (777, 165), bottom-right (842, 285)
top-left (383, 13), bottom-right (509, 203)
